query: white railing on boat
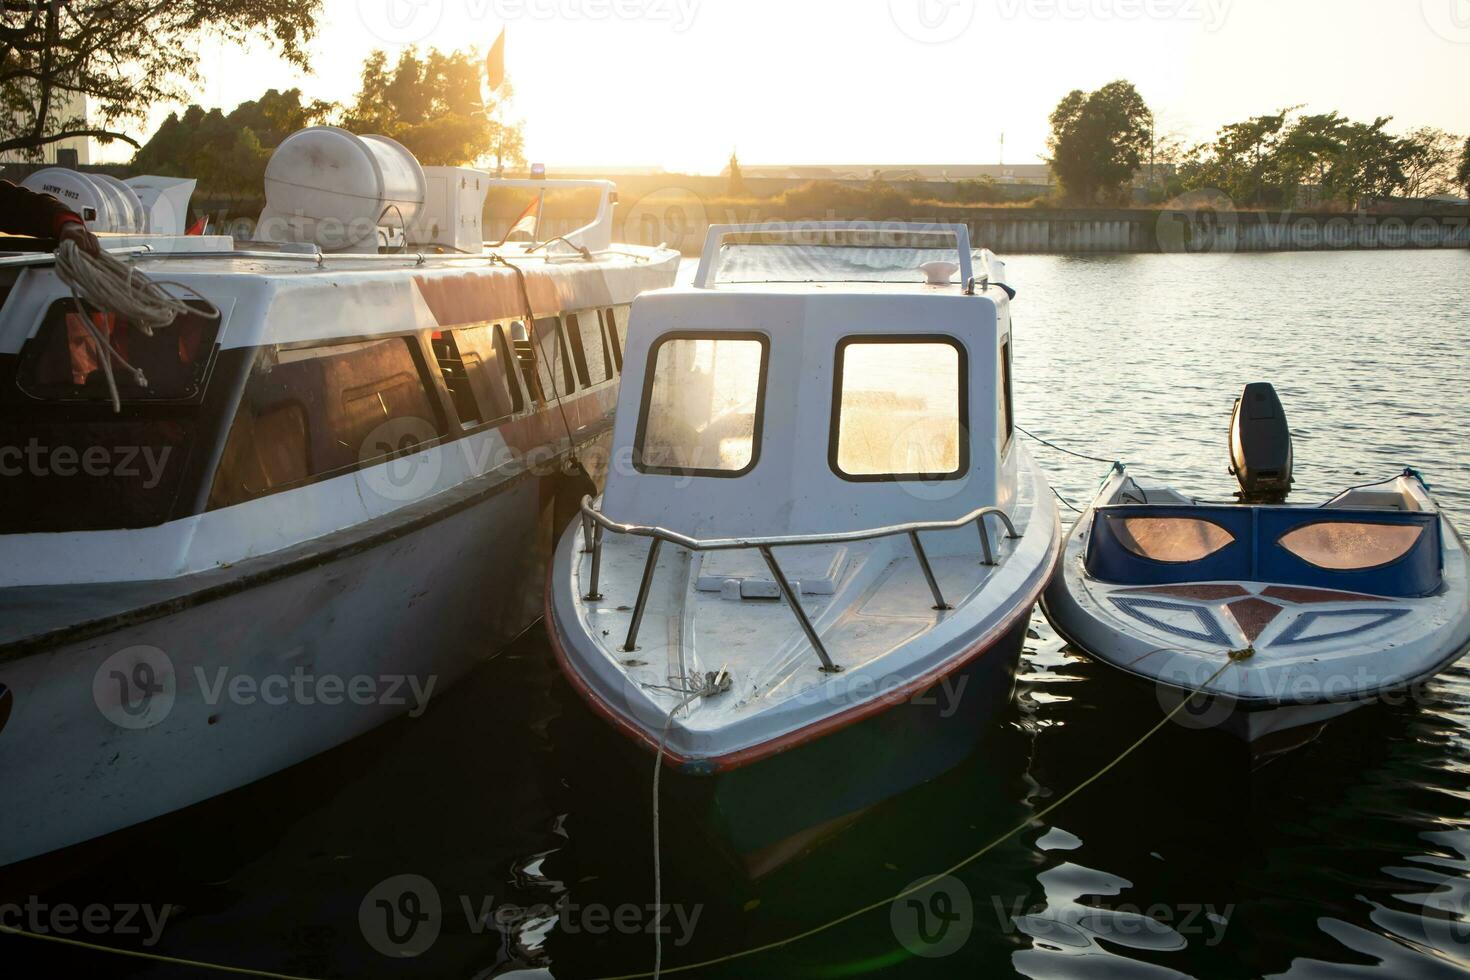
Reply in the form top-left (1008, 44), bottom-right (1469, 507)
top-left (694, 221), bottom-right (976, 289)
top-left (578, 497), bottom-right (1020, 673)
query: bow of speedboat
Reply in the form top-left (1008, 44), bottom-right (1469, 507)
top-left (1044, 462), bottom-right (1470, 742)
top-left (549, 445), bottom-right (1060, 771)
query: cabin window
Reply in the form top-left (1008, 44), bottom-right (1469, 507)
top-left (567, 312), bottom-right (611, 386)
top-left (440, 324), bottom-right (521, 425)
top-left (507, 320), bottom-right (539, 400)
top-left (1279, 521), bottom-right (1424, 571)
top-left (1109, 516), bottom-right (1237, 564)
top-left (602, 308), bottom-right (623, 373)
top-left (16, 300), bottom-right (219, 403)
top-left (534, 316), bottom-right (574, 400)
top-left (431, 330), bottom-right (482, 427)
top-left (208, 336), bottom-right (441, 508)
top-left (831, 337), bottom-right (968, 481)
top-left (635, 333), bottom-right (768, 477)
top-left (1000, 337), bottom-right (1015, 450)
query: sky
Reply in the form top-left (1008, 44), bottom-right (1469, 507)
top-left (113, 0), bottom-right (1470, 173)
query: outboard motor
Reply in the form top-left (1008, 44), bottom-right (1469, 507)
top-left (1229, 382), bottom-right (1293, 504)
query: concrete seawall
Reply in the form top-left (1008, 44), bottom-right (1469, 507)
top-left (607, 198), bottom-right (1470, 255)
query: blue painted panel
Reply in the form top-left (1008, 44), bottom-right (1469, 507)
top-left (1085, 504), bottom-right (1442, 598)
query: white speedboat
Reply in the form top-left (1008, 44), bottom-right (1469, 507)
top-left (0, 127), bottom-right (679, 866)
top-left (1043, 384), bottom-right (1470, 743)
top-left (548, 223), bottom-right (1061, 859)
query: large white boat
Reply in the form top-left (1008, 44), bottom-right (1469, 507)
top-left (548, 223), bottom-right (1061, 866)
top-left (0, 128), bottom-right (680, 866)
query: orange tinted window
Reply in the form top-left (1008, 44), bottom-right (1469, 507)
top-left (1110, 516), bottom-right (1236, 563)
top-left (1279, 522), bottom-right (1424, 570)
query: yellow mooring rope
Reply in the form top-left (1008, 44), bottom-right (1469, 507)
top-left (0, 657), bottom-right (1242, 979)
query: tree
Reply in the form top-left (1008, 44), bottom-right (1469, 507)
top-left (131, 89), bottom-right (333, 202)
top-left (1460, 137), bottom-right (1470, 197)
top-left (342, 47), bottom-right (524, 168)
top-left (0, 0), bottom-right (319, 159)
top-left (1045, 81), bottom-right (1152, 204)
top-left (1399, 127), bottom-right (1464, 198)
top-left (727, 151), bottom-right (745, 197)
top-left (1178, 109), bottom-right (1297, 208)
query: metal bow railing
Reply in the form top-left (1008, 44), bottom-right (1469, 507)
top-left (577, 497), bottom-right (1021, 673)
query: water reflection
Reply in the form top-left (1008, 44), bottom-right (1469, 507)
top-left (2, 250), bottom-right (1467, 978)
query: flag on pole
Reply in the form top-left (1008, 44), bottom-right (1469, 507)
top-left (497, 193), bottom-right (540, 245)
top-left (486, 29), bottom-right (506, 91)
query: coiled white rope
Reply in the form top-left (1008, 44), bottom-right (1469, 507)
top-left (52, 239), bottom-right (221, 411)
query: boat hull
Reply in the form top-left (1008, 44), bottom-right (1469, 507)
top-left (1042, 468), bottom-right (1470, 745)
top-left (0, 461), bottom-right (575, 868)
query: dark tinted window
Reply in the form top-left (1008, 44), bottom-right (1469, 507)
top-left (456, 323), bottom-right (522, 420)
top-left (432, 331), bottom-right (482, 427)
top-left (209, 337), bottom-right (440, 508)
top-left (602, 308), bottom-right (623, 373)
top-left (18, 300), bottom-right (219, 403)
top-left (1000, 337), bottom-right (1014, 447)
top-left (568, 312), bottom-right (611, 386)
top-left (534, 317), bottom-right (574, 399)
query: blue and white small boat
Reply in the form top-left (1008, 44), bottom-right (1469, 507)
top-left (1043, 384), bottom-right (1470, 743)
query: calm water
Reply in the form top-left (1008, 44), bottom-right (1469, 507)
top-left (4, 249), bottom-right (1469, 979)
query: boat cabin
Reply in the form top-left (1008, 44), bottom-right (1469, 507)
top-left (600, 224), bottom-right (1021, 541)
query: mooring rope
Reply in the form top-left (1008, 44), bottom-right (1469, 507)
top-left (593, 653), bottom-right (1245, 980)
top-left (1017, 424), bottom-right (1120, 465)
top-left (0, 657), bottom-right (1242, 980)
top-left (647, 669), bottom-right (732, 980)
top-left (52, 240), bottom-right (220, 412)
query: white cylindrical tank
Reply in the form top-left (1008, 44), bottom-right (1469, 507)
top-left (262, 126), bottom-right (426, 250)
top-left (20, 168), bottom-right (146, 234)
top-left (92, 174), bottom-right (146, 233)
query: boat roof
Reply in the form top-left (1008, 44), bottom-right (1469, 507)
top-left (0, 236), bottom-right (680, 353)
top-left (692, 222), bottom-right (1012, 297)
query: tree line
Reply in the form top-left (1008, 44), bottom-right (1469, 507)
top-left (1048, 81), bottom-right (1470, 208)
top-left (129, 48), bottom-right (526, 203)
